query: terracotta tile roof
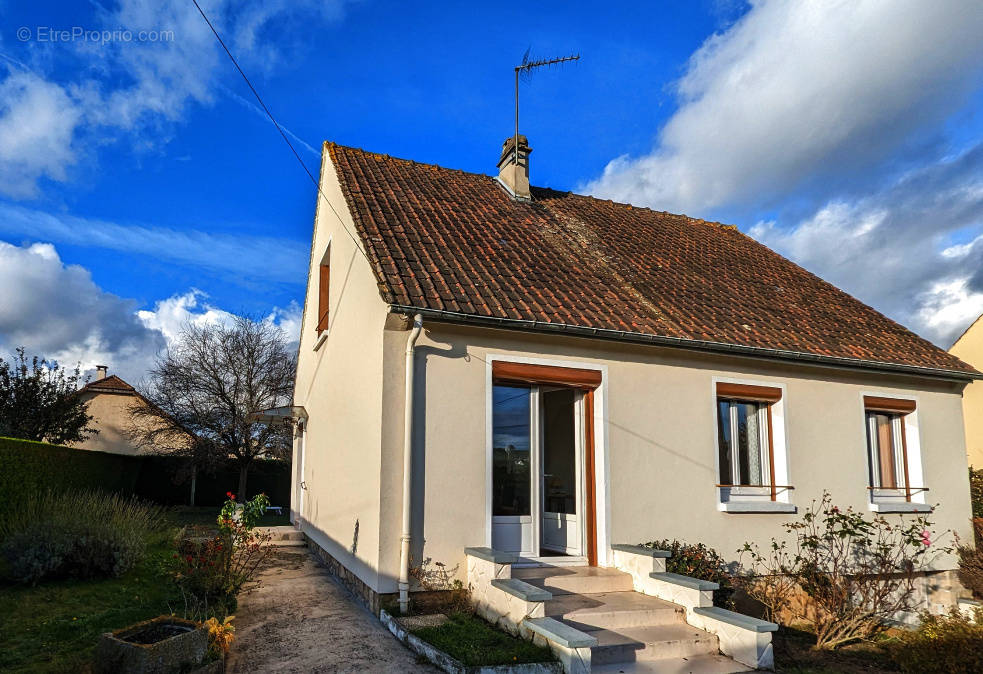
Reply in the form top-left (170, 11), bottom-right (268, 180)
top-left (327, 143), bottom-right (977, 377)
top-left (80, 375), bottom-right (136, 394)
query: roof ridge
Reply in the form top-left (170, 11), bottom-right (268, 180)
top-left (326, 142), bottom-right (736, 230)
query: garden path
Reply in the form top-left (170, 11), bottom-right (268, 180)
top-left (227, 546), bottom-right (435, 673)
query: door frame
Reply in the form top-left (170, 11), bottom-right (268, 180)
top-left (485, 355), bottom-right (608, 566)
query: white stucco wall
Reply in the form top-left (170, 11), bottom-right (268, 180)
top-left (372, 322), bottom-right (972, 593)
top-left (292, 144), bottom-right (393, 593)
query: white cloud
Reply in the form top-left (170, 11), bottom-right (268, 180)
top-left (0, 241), bottom-right (302, 384)
top-left (585, 0), bottom-right (983, 214)
top-left (0, 72), bottom-right (82, 198)
top-left (0, 201), bottom-right (307, 285)
top-left (750, 143), bottom-right (983, 347)
top-left (0, 240), bottom-right (163, 383)
top-left (0, 0), bottom-right (346, 199)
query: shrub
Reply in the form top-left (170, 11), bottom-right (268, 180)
top-left (173, 493), bottom-right (272, 618)
top-left (642, 539), bottom-right (734, 608)
top-left (890, 608), bottom-right (983, 673)
top-left (739, 491), bottom-right (950, 649)
top-left (0, 490), bottom-right (164, 583)
top-left (956, 518), bottom-right (983, 599)
top-left (971, 467), bottom-right (983, 519)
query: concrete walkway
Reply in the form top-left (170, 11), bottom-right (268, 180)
top-left (228, 546), bottom-right (436, 673)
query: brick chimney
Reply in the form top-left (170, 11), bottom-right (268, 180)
top-left (497, 135), bottom-right (532, 199)
top-left (95, 365), bottom-right (108, 380)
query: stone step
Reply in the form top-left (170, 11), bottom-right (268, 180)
top-left (513, 566), bottom-right (634, 595)
top-left (546, 591), bottom-right (684, 630)
top-left (588, 624), bottom-right (719, 665)
top-left (591, 653), bottom-right (751, 674)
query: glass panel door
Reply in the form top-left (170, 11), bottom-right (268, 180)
top-left (491, 385), bottom-right (538, 556)
top-left (540, 388), bottom-right (582, 555)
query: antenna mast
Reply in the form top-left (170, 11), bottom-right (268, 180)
top-left (514, 52), bottom-right (580, 166)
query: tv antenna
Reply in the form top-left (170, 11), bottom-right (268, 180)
top-left (513, 50), bottom-right (580, 166)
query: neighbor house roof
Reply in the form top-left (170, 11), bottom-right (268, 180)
top-left (79, 375), bottom-right (136, 395)
top-left (326, 142), bottom-right (977, 378)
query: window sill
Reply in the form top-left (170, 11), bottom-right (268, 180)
top-left (718, 501), bottom-right (797, 514)
top-left (312, 331), bottom-right (328, 352)
top-left (869, 502), bottom-right (932, 514)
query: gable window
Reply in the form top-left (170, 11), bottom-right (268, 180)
top-left (714, 381), bottom-right (794, 512)
top-left (863, 395), bottom-right (927, 511)
top-left (317, 260), bottom-right (330, 335)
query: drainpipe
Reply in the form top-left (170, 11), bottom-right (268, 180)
top-left (398, 314), bottom-right (423, 613)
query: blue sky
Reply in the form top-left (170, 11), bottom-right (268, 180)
top-left (1, 1), bottom-right (983, 382)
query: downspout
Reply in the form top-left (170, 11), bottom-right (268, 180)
top-left (398, 314), bottom-right (423, 613)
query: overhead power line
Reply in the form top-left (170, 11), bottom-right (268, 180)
top-left (190, 0), bottom-right (370, 262)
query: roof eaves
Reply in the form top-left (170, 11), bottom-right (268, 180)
top-left (390, 304), bottom-right (982, 383)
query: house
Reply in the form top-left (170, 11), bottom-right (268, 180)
top-left (950, 314), bottom-right (983, 467)
top-left (287, 137), bottom-right (978, 671)
top-left (72, 366), bottom-right (190, 456)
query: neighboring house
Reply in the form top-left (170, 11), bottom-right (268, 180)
top-left (72, 366), bottom-right (189, 455)
top-left (950, 314), bottom-right (983, 467)
top-left (286, 138), bottom-right (978, 670)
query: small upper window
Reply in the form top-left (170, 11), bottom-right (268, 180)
top-left (863, 396), bottom-right (918, 504)
top-left (317, 261), bottom-right (330, 335)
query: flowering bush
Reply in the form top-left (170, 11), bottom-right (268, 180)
top-left (173, 492), bottom-right (272, 617)
top-left (642, 539), bottom-right (735, 608)
top-left (889, 607), bottom-right (983, 673)
top-left (739, 491), bottom-right (949, 649)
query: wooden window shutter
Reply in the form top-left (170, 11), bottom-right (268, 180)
top-left (317, 264), bottom-right (330, 334)
top-left (715, 382), bottom-right (782, 403)
top-left (863, 396), bottom-right (916, 415)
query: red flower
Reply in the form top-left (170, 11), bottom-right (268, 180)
top-left (226, 491), bottom-right (235, 500)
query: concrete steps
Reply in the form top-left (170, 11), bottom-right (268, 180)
top-left (259, 525), bottom-right (306, 547)
top-left (517, 566), bottom-right (739, 672)
top-left (589, 624), bottom-right (719, 665)
top-left (546, 591), bottom-right (684, 630)
top-left (513, 565), bottom-right (635, 595)
top-left (591, 654), bottom-right (751, 673)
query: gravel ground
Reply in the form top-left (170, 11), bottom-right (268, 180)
top-left (227, 546), bottom-right (436, 673)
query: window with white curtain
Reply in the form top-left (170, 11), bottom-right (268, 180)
top-left (717, 399), bottom-right (771, 487)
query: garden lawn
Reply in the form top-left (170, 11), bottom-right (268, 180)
top-left (0, 521), bottom-right (183, 672)
top-left (410, 612), bottom-right (556, 667)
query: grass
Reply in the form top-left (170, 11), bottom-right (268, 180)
top-left (773, 625), bottom-right (900, 673)
top-left (410, 611), bottom-right (556, 667)
top-left (0, 527), bottom-right (182, 673)
top-left (0, 505), bottom-right (290, 672)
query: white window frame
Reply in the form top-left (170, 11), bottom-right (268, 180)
top-left (860, 391), bottom-right (928, 513)
top-left (712, 377), bottom-right (794, 513)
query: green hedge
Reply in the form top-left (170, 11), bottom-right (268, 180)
top-left (0, 437), bottom-right (140, 522)
top-left (0, 437), bottom-right (291, 520)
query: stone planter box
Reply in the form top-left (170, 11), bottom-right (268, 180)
top-left (380, 610), bottom-right (563, 674)
top-left (94, 616), bottom-right (208, 673)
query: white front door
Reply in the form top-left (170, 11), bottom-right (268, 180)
top-left (491, 384), bottom-right (583, 559)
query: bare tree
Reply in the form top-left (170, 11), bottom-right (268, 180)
top-left (132, 315), bottom-right (296, 498)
